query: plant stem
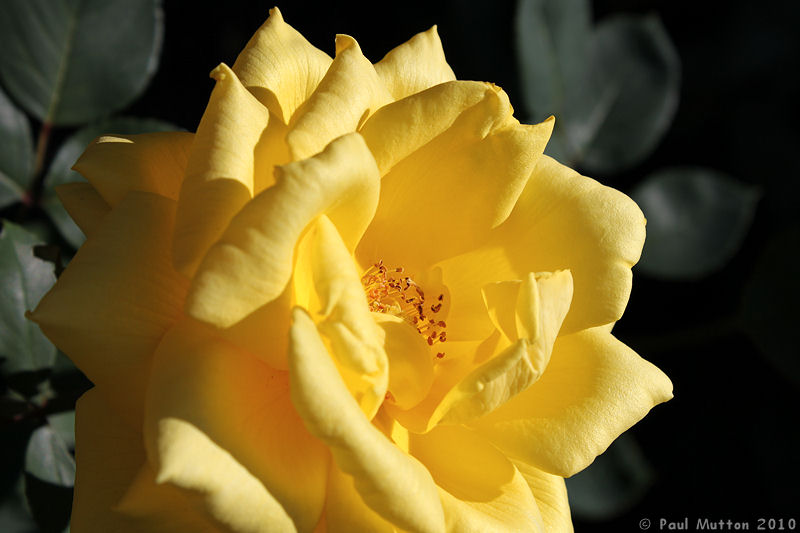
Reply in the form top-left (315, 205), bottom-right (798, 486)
top-left (28, 121), bottom-right (53, 207)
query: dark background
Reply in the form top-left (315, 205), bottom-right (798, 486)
top-left (128, 1), bottom-right (800, 530)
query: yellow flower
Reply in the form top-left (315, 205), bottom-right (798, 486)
top-left (31, 8), bottom-right (671, 532)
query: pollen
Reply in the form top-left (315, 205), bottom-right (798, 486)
top-left (361, 260), bottom-right (447, 360)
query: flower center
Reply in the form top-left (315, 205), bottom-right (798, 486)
top-left (361, 260), bottom-right (447, 359)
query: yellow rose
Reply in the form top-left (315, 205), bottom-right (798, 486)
top-left (31, 7), bottom-right (672, 532)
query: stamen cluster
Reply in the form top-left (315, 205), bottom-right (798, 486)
top-left (361, 260), bottom-right (447, 359)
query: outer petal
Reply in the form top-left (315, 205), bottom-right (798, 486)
top-left (357, 85), bottom-right (553, 273)
top-left (72, 388), bottom-right (218, 532)
top-left (289, 307), bottom-right (446, 533)
top-left (54, 182), bottom-right (109, 239)
top-left (144, 319), bottom-right (328, 532)
top-left (374, 26), bottom-right (456, 101)
top-left (73, 132), bottom-right (192, 206)
top-left (173, 64), bottom-right (269, 277)
top-left (512, 461), bottom-right (573, 533)
top-left (473, 327), bottom-right (673, 477)
top-left (30, 192), bottom-right (189, 427)
top-left (186, 132), bottom-right (380, 328)
top-left (409, 425), bottom-right (544, 532)
top-left (496, 155), bottom-right (647, 334)
top-left (286, 35), bottom-right (392, 161)
top-left (232, 7), bottom-right (332, 124)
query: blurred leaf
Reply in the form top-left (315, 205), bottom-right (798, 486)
top-left (23, 472), bottom-right (72, 533)
top-left (580, 15), bottom-right (680, 173)
top-left (0, 0), bottom-right (164, 125)
top-left (565, 433), bottom-right (654, 520)
top-left (43, 117), bottom-right (180, 248)
top-left (0, 86), bottom-right (32, 209)
top-left (46, 411), bottom-right (75, 451)
top-left (0, 221), bottom-right (56, 374)
top-left (516, 3), bottom-right (680, 171)
top-left (0, 475), bottom-right (38, 533)
top-left (24, 422), bottom-right (75, 487)
top-left (632, 167), bottom-right (759, 280)
top-left (515, 0), bottom-right (592, 164)
top-left (742, 227), bottom-right (800, 388)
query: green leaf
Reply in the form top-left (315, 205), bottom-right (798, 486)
top-left (0, 221), bottom-right (56, 374)
top-left (43, 117), bottom-right (180, 248)
top-left (579, 15), bottom-right (681, 173)
top-left (24, 421), bottom-right (75, 487)
top-left (741, 227), bottom-right (800, 388)
top-left (515, 0), bottom-right (591, 125)
top-left (565, 434), bottom-right (654, 520)
top-left (0, 0), bottom-right (164, 126)
top-left (0, 86), bottom-right (32, 209)
top-left (515, 4), bottom-right (680, 172)
top-left (632, 167), bottom-right (760, 280)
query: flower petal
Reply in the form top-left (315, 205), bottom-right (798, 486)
top-left (324, 465), bottom-right (396, 533)
top-left (72, 388), bottom-right (217, 532)
top-left (186, 132), bottom-right (380, 328)
top-left (473, 327), bottom-right (673, 477)
top-left (357, 85), bottom-right (553, 273)
top-left (54, 182), bottom-right (109, 239)
top-left (144, 318), bottom-right (328, 532)
top-left (232, 7), bottom-right (332, 124)
top-left (390, 271), bottom-right (572, 432)
top-left (147, 418), bottom-right (296, 532)
top-left (409, 425), bottom-right (544, 532)
top-left (286, 35), bottom-right (392, 161)
top-left (30, 192), bottom-right (189, 427)
top-left (374, 26), bottom-right (456, 101)
top-left (496, 155), bottom-right (646, 333)
top-left (512, 460), bottom-right (573, 533)
top-left (376, 313), bottom-right (434, 410)
top-left (73, 132), bottom-right (192, 206)
top-left (360, 80), bottom-right (497, 175)
top-left (289, 307), bottom-right (446, 533)
top-left (297, 215), bottom-right (388, 419)
top-left (172, 63), bottom-right (269, 277)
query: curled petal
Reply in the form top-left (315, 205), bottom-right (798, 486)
top-left (186, 132), bottom-right (380, 328)
top-left (497, 155), bottom-right (646, 333)
top-left (390, 271), bottom-right (572, 432)
top-left (30, 192), bottom-right (188, 427)
top-left (409, 425), bottom-right (544, 532)
top-left (289, 307), bottom-right (446, 533)
top-left (473, 327), bottom-right (673, 477)
top-left (324, 465), bottom-right (396, 533)
top-left (357, 84), bottom-right (553, 273)
top-left (232, 7), bottom-right (332, 124)
top-left (72, 389), bottom-right (217, 532)
top-left (173, 64), bottom-right (269, 277)
top-left (374, 26), bottom-right (456, 101)
top-left (73, 131), bottom-right (192, 206)
top-left (512, 460), bottom-right (573, 533)
top-left (360, 80), bottom-right (496, 175)
top-left (144, 319), bottom-right (328, 532)
top-left (287, 35), bottom-right (392, 161)
top-left (55, 182), bottom-right (109, 239)
top-left (297, 215), bottom-right (388, 418)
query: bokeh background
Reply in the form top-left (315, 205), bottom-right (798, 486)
top-left (1, 0), bottom-right (798, 531)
